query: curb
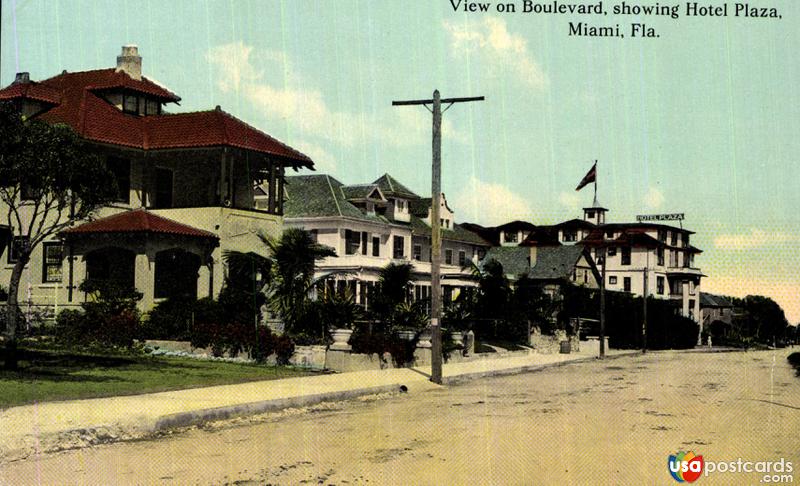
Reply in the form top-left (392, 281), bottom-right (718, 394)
top-left (152, 383), bottom-right (420, 431)
top-left (441, 352), bottom-right (640, 385)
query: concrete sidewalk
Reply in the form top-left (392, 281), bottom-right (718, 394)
top-left (0, 349), bottom-right (634, 462)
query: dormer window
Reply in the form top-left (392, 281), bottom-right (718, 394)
top-left (123, 92), bottom-right (139, 115)
top-left (145, 99), bottom-right (161, 115)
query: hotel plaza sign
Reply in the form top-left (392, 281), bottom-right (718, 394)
top-left (636, 213), bottom-right (685, 222)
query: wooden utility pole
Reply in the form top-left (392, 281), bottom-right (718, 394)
top-left (599, 246), bottom-right (606, 358)
top-left (642, 252), bottom-right (649, 354)
top-left (392, 90), bottom-right (483, 384)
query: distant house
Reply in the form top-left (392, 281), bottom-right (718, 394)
top-left (700, 292), bottom-right (734, 338)
top-left (481, 245), bottom-right (601, 296)
top-left (283, 173), bottom-right (491, 308)
top-left (0, 45), bottom-right (312, 311)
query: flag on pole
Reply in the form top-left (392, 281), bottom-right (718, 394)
top-left (575, 162), bottom-right (597, 191)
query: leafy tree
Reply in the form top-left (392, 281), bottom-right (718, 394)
top-left (728, 295), bottom-right (791, 346)
top-left (1, 104), bottom-right (116, 369)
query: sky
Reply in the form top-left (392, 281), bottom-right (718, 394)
top-left (2, 0), bottom-right (799, 323)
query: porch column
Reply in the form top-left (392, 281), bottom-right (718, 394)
top-left (197, 260), bottom-right (211, 300)
top-left (135, 251), bottom-right (154, 310)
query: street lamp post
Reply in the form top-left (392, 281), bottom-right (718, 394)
top-left (392, 90), bottom-right (483, 384)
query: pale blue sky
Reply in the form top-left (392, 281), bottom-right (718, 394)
top-left (2, 0), bottom-right (798, 322)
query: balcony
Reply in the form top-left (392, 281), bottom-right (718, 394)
top-left (666, 266), bottom-right (704, 277)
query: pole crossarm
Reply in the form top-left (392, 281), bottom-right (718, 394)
top-left (391, 96), bottom-right (484, 106)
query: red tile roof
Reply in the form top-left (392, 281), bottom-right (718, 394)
top-left (0, 81), bottom-right (61, 104)
top-left (61, 209), bottom-right (219, 241)
top-left (0, 68), bottom-right (313, 167)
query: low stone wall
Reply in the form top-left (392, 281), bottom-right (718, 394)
top-left (324, 349), bottom-right (397, 373)
top-left (142, 340), bottom-right (327, 369)
top-left (529, 333), bottom-right (581, 354)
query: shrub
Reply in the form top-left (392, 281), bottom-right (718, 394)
top-left (142, 296), bottom-right (195, 340)
top-left (273, 335), bottom-right (295, 365)
top-left (52, 281), bottom-right (142, 350)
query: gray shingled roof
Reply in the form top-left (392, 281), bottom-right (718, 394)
top-left (373, 174), bottom-right (419, 199)
top-left (700, 292), bottom-right (733, 308)
top-left (340, 184), bottom-right (383, 201)
top-left (410, 216), bottom-right (491, 246)
top-left (284, 175), bottom-right (387, 223)
top-left (483, 245), bottom-right (588, 280)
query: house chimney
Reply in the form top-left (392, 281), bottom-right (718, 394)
top-left (13, 72), bottom-right (30, 84)
top-left (529, 246), bottom-right (538, 267)
top-left (116, 45), bottom-right (142, 80)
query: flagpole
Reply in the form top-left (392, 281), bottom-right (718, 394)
top-left (593, 160), bottom-right (598, 207)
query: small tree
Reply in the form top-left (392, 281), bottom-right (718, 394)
top-left (1, 104), bottom-right (116, 369)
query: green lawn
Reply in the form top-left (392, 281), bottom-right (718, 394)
top-left (0, 348), bottom-right (319, 409)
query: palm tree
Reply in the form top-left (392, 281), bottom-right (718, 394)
top-left (223, 228), bottom-right (336, 333)
top-left (372, 262), bottom-right (414, 318)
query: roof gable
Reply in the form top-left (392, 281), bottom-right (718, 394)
top-left (372, 174), bottom-right (419, 199)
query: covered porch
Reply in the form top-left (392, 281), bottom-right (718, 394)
top-left (61, 210), bottom-right (219, 309)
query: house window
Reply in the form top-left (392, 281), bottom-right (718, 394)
top-left (563, 231), bottom-right (577, 242)
top-left (623, 277), bottom-right (631, 292)
top-left (688, 299), bottom-right (696, 319)
top-left (477, 248), bottom-right (486, 260)
top-left (657, 276), bottom-right (665, 295)
top-left (605, 230), bottom-right (614, 239)
top-left (658, 230), bottom-right (667, 242)
top-left (122, 93), bottom-right (139, 115)
top-left (583, 270), bottom-right (588, 284)
top-left (107, 156), bottom-right (131, 203)
top-left (42, 242), bottom-right (64, 283)
top-left (689, 280), bottom-right (696, 295)
top-left (504, 231), bottom-right (518, 243)
top-left (671, 232), bottom-right (678, 246)
top-left (609, 276), bottom-right (617, 285)
top-left (393, 236), bottom-right (405, 259)
top-left (413, 244), bottom-right (422, 261)
top-left (145, 99), bottom-right (161, 116)
top-left (445, 249), bottom-right (453, 265)
top-left (345, 230), bottom-right (360, 255)
top-left (7, 236), bottom-right (29, 264)
top-left (608, 246), bottom-right (617, 256)
top-left (586, 210), bottom-right (595, 219)
top-left (361, 232), bottom-right (368, 255)
top-left (458, 250), bottom-right (466, 266)
top-left (372, 236), bottom-right (380, 257)
top-left (657, 247), bottom-right (664, 266)
top-left (621, 247), bottom-right (631, 265)
top-left (572, 269), bottom-right (577, 282)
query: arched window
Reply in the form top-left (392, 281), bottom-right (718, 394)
top-left (154, 249), bottom-right (200, 299)
top-left (85, 247), bottom-right (135, 291)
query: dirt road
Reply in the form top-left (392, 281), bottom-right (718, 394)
top-left (2, 349), bottom-right (798, 485)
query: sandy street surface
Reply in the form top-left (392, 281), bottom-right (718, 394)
top-left (1, 349), bottom-right (798, 485)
